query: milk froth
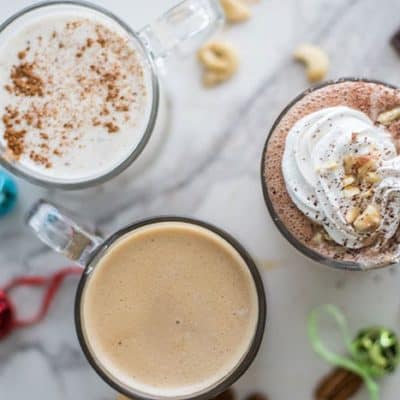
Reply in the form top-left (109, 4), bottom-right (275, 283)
top-left (0, 7), bottom-right (153, 183)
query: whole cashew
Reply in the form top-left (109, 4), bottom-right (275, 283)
top-left (293, 44), bottom-right (329, 83)
top-left (220, 0), bottom-right (251, 23)
top-left (198, 41), bottom-right (239, 87)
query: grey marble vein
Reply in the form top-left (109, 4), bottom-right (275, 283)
top-left (2, 0), bottom-right (400, 399)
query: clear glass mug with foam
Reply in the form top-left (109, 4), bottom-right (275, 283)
top-left (27, 200), bottom-right (266, 400)
top-left (0, 0), bottom-right (224, 189)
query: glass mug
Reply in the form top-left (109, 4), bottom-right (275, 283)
top-left (27, 200), bottom-right (267, 400)
top-left (0, 0), bottom-right (224, 189)
top-left (261, 78), bottom-right (399, 271)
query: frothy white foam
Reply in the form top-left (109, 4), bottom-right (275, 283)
top-left (0, 6), bottom-right (153, 184)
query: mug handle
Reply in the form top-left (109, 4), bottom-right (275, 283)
top-left (26, 200), bottom-right (103, 266)
top-left (138, 0), bottom-right (224, 66)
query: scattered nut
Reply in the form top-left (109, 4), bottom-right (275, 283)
top-left (343, 185), bottom-right (360, 198)
top-left (293, 43), bottom-right (329, 82)
top-left (361, 189), bottom-right (374, 199)
top-left (198, 41), bottom-right (239, 87)
top-left (220, 0), bottom-right (251, 23)
top-left (343, 155), bottom-right (355, 175)
top-left (353, 205), bottom-right (381, 233)
top-left (319, 161), bottom-right (338, 172)
top-left (346, 207), bottom-right (361, 224)
top-left (377, 106), bottom-right (400, 126)
top-left (356, 158), bottom-right (377, 177)
top-left (365, 172), bottom-right (381, 184)
top-left (342, 175), bottom-right (355, 187)
top-left (311, 231), bottom-right (324, 245)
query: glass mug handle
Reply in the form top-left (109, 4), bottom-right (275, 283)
top-left (26, 200), bottom-right (103, 266)
top-left (138, 0), bottom-right (224, 65)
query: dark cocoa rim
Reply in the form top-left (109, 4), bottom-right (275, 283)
top-left (75, 216), bottom-right (267, 400)
top-left (260, 77), bottom-right (398, 271)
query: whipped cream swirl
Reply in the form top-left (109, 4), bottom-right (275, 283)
top-left (282, 106), bottom-right (400, 249)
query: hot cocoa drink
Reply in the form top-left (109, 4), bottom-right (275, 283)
top-left (80, 221), bottom-right (259, 397)
top-left (263, 80), bottom-right (400, 268)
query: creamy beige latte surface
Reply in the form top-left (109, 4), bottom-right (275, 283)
top-left (81, 222), bottom-right (259, 397)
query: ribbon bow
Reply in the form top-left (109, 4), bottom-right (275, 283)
top-left (308, 305), bottom-right (399, 400)
top-left (0, 267), bottom-right (82, 340)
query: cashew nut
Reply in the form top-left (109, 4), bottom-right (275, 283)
top-left (377, 106), bottom-right (400, 126)
top-left (198, 41), bottom-right (239, 87)
top-left (220, 0), bottom-right (251, 23)
top-left (293, 44), bottom-right (329, 83)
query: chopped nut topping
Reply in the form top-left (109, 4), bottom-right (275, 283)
top-left (377, 106), bottom-right (400, 126)
top-left (342, 175), bottom-right (355, 187)
top-left (343, 185), bottom-right (360, 198)
top-left (365, 172), bottom-right (381, 184)
top-left (319, 161), bottom-right (338, 171)
top-left (311, 231), bottom-right (324, 245)
top-left (356, 157), bottom-right (377, 177)
top-left (346, 207), bottom-right (361, 224)
top-left (353, 205), bottom-right (381, 233)
top-left (361, 189), bottom-right (374, 199)
top-left (343, 155), bottom-right (355, 175)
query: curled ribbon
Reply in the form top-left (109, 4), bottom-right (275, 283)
top-left (308, 305), bottom-right (400, 400)
top-left (0, 267), bottom-right (82, 340)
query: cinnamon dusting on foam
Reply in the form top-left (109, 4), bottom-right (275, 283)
top-left (0, 16), bottom-right (148, 177)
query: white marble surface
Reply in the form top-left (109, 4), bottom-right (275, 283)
top-left (1, 0), bottom-right (400, 399)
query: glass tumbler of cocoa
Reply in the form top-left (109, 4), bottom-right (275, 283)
top-left (261, 78), bottom-right (400, 271)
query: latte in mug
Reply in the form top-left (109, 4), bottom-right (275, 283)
top-left (79, 221), bottom-right (260, 398)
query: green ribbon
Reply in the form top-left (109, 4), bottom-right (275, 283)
top-left (308, 305), bottom-right (400, 400)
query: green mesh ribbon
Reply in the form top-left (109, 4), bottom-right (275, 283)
top-left (308, 305), bottom-right (400, 400)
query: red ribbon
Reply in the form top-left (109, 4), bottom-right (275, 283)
top-left (0, 267), bottom-right (82, 340)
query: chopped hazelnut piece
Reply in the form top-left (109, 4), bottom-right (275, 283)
top-left (342, 175), bottom-right (355, 187)
top-left (343, 155), bottom-right (355, 175)
top-left (356, 157), bottom-right (377, 177)
top-left (346, 207), bottom-right (361, 224)
top-left (343, 185), bottom-right (360, 198)
top-left (353, 205), bottom-right (381, 233)
top-left (361, 189), bottom-right (373, 199)
top-left (364, 172), bottom-right (381, 184)
top-left (319, 161), bottom-right (338, 171)
top-left (311, 232), bottom-right (324, 245)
